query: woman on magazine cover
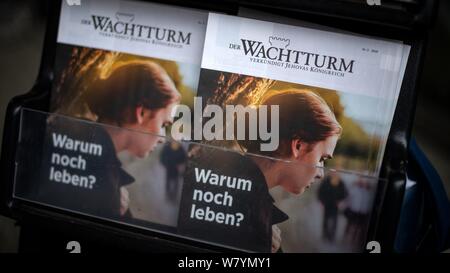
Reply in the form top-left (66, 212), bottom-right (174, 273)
top-left (179, 89), bottom-right (342, 253)
top-left (39, 61), bottom-right (180, 220)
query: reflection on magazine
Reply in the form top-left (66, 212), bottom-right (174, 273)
top-left (160, 140), bottom-right (187, 203)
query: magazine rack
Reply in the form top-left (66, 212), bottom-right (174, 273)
top-left (0, 0), bottom-right (440, 252)
top-left (11, 108), bottom-right (386, 253)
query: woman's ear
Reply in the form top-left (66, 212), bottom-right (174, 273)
top-left (291, 139), bottom-right (302, 159)
top-left (135, 106), bottom-right (145, 124)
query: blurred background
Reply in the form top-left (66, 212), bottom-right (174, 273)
top-left (0, 0), bottom-right (449, 252)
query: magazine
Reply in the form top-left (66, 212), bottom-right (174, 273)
top-left (176, 13), bottom-right (411, 252)
top-left (47, 0), bottom-right (207, 228)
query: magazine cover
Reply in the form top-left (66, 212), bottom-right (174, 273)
top-left (39, 0), bottom-right (207, 228)
top-left (176, 13), bottom-right (411, 252)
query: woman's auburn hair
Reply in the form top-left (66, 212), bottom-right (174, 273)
top-left (241, 89), bottom-right (342, 157)
top-left (84, 60), bottom-right (180, 125)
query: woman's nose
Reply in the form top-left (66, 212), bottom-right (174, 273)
top-left (315, 162), bottom-right (324, 179)
top-left (157, 128), bottom-right (166, 144)
top-left (159, 127), bottom-right (166, 137)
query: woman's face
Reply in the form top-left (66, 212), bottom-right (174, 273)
top-left (126, 102), bottom-right (177, 158)
top-left (279, 135), bottom-right (338, 195)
